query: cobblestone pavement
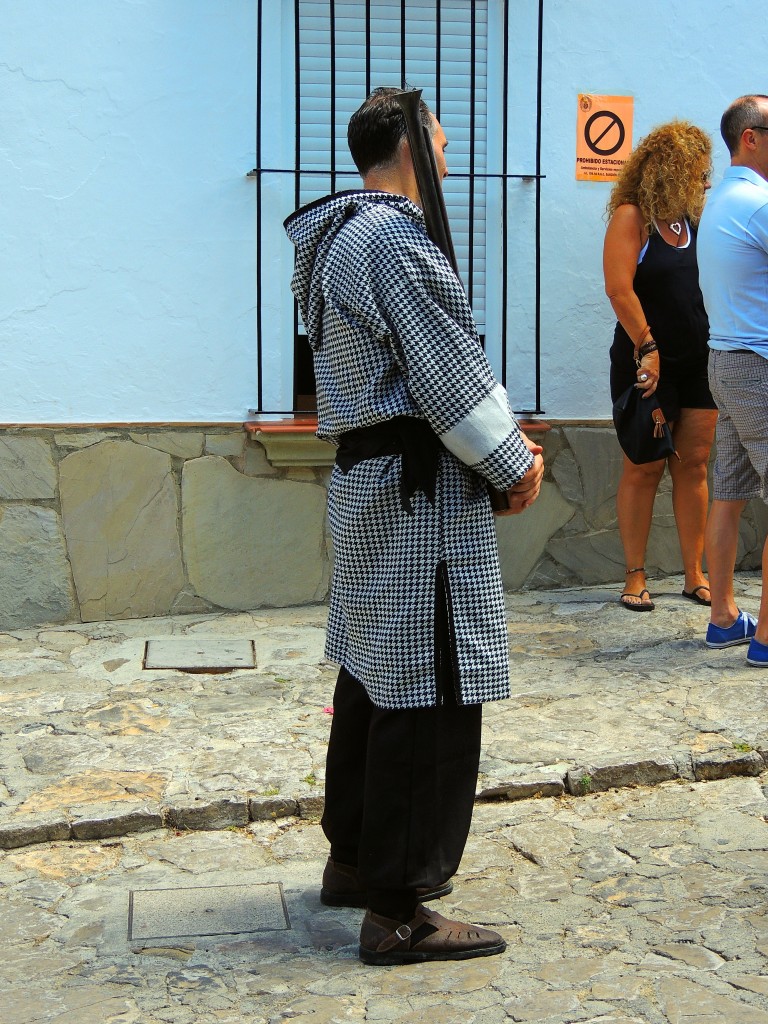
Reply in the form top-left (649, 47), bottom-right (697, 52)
top-left (2, 776), bottom-right (768, 1023)
top-left (2, 573), bottom-right (768, 1021)
top-left (1, 573), bottom-right (767, 847)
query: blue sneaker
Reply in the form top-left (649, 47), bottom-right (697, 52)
top-left (747, 637), bottom-right (768, 666)
top-left (705, 610), bottom-right (757, 649)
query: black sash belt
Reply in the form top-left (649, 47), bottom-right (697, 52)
top-left (335, 416), bottom-right (444, 515)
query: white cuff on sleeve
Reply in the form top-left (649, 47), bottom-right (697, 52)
top-left (438, 383), bottom-right (516, 466)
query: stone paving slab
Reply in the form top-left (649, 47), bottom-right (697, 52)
top-left (128, 882), bottom-right (289, 941)
top-left (1, 775), bottom-right (767, 1023)
top-left (1, 574), bottom-right (767, 850)
top-left (142, 637), bottom-right (257, 671)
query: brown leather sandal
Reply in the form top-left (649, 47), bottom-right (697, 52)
top-left (359, 904), bottom-right (506, 965)
top-left (320, 858), bottom-right (453, 908)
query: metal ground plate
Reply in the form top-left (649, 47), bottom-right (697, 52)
top-left (143, 638), bottom-right (256, 672)
top-left (128, 882), bottom-right (289, 940)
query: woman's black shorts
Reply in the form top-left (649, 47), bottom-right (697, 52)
top-left (610, 349), bottom-right (716, 422)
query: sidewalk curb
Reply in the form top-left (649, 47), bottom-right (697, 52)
top-left (2, 748), bottom-right (766, 852)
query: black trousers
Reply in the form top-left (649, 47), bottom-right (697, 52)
top-left (320, 567), bottom-right (483, 919)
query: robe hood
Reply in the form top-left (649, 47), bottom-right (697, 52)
top-left (284, 189), bottom-right (424, 349)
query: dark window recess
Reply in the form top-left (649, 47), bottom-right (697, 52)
top-left (294, 336), bottom-right (317, 412)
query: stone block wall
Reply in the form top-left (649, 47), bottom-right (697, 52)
top-left (0, 428), bottom-right (330, 630)
top-left (0, 424), bottom-right (764, 630)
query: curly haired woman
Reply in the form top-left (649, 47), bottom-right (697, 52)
top-left (603, 120), bottom-right (718, 610)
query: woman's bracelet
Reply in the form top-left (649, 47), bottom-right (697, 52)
top-left (638, 341), bottom-right (658, 358)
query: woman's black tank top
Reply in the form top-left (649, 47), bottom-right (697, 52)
top-left (611, 224), bottom-right (709, 368)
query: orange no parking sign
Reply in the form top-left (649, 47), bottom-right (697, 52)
top-left (576, 94), bottom-right (633, 181)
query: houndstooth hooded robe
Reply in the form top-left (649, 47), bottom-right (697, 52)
top-left (285, 190), bottom-right (534, 710)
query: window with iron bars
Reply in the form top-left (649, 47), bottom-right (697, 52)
top-left (251, 0), bottom-right (544, 416)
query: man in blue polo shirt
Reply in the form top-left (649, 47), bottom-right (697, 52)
top-left (697, 94), bottom-right (768, 665)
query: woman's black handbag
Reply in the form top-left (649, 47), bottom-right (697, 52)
top-left (612, 385), bottom-right (677, 464)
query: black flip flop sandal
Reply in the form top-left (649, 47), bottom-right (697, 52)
top-left (619, 589), bottom-right (655, 611)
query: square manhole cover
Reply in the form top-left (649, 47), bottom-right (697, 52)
top-left (128, 882), bottom-right (289, 940)
top-left (143, 638), bottom-right (256, 672)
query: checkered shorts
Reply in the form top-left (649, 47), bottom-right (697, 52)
top-left (708, 348), bottom-right (768, 502)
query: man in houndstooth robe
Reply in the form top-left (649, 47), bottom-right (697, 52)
top-left (284, 88), bottom-right (544, 965)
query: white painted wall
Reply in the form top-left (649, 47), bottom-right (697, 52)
top-left (2, 0), bottom-right (766, 423)
top-left (540, 0), bottom-right (768, 418)
top-left (0, 0), bottom-right (256, 423)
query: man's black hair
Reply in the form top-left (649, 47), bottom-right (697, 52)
top-left (347, 86), bottom-right (434, 177)
top-left (721, 94), bottom-right (768, 155)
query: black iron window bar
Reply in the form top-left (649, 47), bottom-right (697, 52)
top-left (250, 0), bottom-right (545, 418)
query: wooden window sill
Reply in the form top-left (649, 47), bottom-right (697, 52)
top-left (244, 418), bottom-right (334, 467)
top-left (243, 418), bottom-right (550, 468)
